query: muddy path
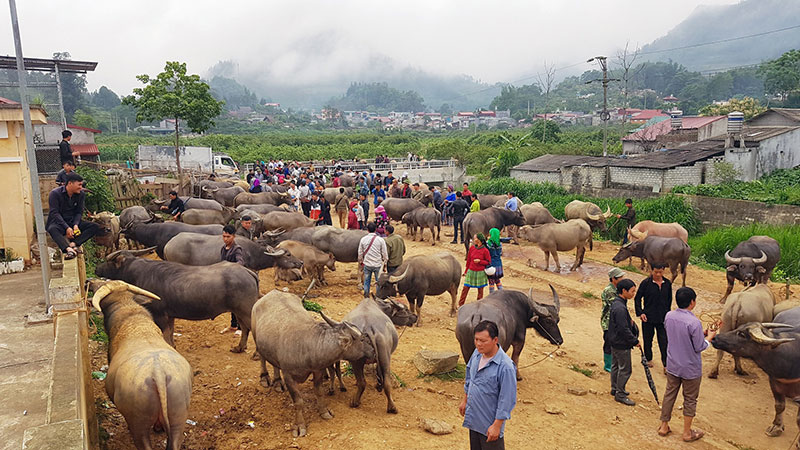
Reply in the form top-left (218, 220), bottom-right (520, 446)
top-left (92, 224), bottom-right (800, 450)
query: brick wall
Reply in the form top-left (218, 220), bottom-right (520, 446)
top-left (510, 170), bottom-right (560, 184)
top-left (680, 194), bottom-right (800, 229)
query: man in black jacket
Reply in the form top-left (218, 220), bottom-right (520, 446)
top-left (46, 172), bottom-right (100, 259)
top-left (616, 198), bottom-right (636, 245)
top-left (59, 130), bottom-right (78, 166)
top-left (450, 191), bottom-right (469, 244)
top-left (635, 264), bottom-right (672, 369)
top-left (608, 278), bottom-right (641, 406)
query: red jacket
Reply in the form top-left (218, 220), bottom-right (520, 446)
top-left (465, 245), bottom-right (490, 273)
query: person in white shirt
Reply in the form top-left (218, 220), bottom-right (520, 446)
top-left (358, 222), bottom-right (388, 296)
top-left (287, 181), bottom-right (300, 212)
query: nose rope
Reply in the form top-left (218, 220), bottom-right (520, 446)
top-left (517, 325), bottom-right (561, 370)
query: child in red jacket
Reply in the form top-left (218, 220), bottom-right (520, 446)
top-left (347, 200), bottom-right (360, 229)
top-left (459, 233), bottom-right (491, 305)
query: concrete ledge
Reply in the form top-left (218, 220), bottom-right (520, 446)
top-left (22, 419), bottom-right (86, 450)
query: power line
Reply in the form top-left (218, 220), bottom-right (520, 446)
top-left (638, 24), bottom-right (800, 56)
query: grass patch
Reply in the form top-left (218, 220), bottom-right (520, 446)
top-left (342, 363), bottom-right (353, 377)
top-left (581, 292), bottom-right (596, 299)
top-left (619, 264), bottom-right (643, 275)
top-left (569, 364), bottom-right (594, 378)
top-left (89, 312), bottom-right (109, 343)
top-left (418, 363), bottom-right (466, 382)
top-left (303, 300), bottom-right (323, 312)
top-left (392, 371), bottom-right (407, 388)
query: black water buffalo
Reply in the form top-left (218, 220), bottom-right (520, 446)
top-left (180, 206), bottom-right (237, 225)
top-left (163, 232), bottom-right (302, 272)
top-left (235, 203), bottom-right (291, 215)
top-left (477, 194), bottom-right (507, 210)
top-left (712, 314), bottom-right (800, 446)
top-left (456, 286), bottom-right (563, 380)
top-left (401, 207), bottom-right (441, 245)
top-left (119, 205), bottom-right (162, 228)
top-left (722, 235), bottom-right (781, 302)
top-left (461, 207), bottom-right (526, 253)
top-left (261, 211), bottom-right (316, 231)
top-left (612, 236), bottom-right (691, 286)
top-left (233, 191), bottom-right (292, 207)
top-left (201, 185), bottom-right (245, 206)
top-left (267, 226), bottom-right (367, 263)
top-left (380, 198), bottom-right (425, 221)
top-left (564, 200), bottom-right (612, 231)
top-left (95, 250), bottom-right (260, 353)
top-left (323, 187), bottom-right (354, 205)
top-left (123, 221), bottom-right (223, 258)
top-left (338, 297), bottom-right (417, 414)
top-left (150, 196), bottom-right (225, 212)
top-left (375, 252), bottom-right (461, 325)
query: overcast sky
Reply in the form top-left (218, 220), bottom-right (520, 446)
top-left (0, 0), bottom-right (741, 95)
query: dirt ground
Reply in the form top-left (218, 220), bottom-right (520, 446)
top-left (91, 224), bottom-right (800, 450)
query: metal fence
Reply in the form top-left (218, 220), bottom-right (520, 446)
top-left (243, 159), bottom-right (457, 174)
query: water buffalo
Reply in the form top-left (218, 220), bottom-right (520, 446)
top-left (233, 191), bottom-right (292, 207)
top-left (180, 206), bottom-right (237, 225)
top-left (709, 284), bottom-right (776, 379)
top-left (628, 221), bottom-right (688, 243)
top-left (123, 221), bottom-right (223, 258)
top-left (520, 203), bottom-right (560, 226)
top-left (462, 207), bottom-right (526, 253)
top-left (564, 200), bottom-right (612, 231)
top-left (235, 203), bottom-right (292, 215)
top-left (201, 185), bottom-right (245, 206)
top-left (612, 236), bottom-right (691, 286)
top-left (477, 194), bottom-right (507, 210)
top-left (261, 210), bottom-right (316, 231)
top-left (380, 198), bottom-right (425, 221)
top-left (96, 250), bottom-right (260, 353)
top-left (517, 219), bottom-right (593, 272)
top-left (401, 207), bottom-right (441, 245)
top-left (338, 297), bottom-right (417, 414)
top-left (163, 232), bottom-right (302, 272)
top-left (89, 280), bottom-right (192, 450)
top-left (275, 267), bottom-right (304, 283)
top-left (722, 236), bottom-right (781, 303)
top-left (374, 252), bottom-right (461, 324)
top-left (151, 196), bottom-right (225, 212)
top-left (456, 286), bottom-right (563, 380)
top-left (251, 290), bottom-right (367, 437)
top-left (119, 205), bottom-right (162, 229)
top-left (712, 318), bottom-right (800, 445)
top-left (88, 211), bottom-right (120, 257)
top-left (277, 240), bottom-right (336, 285)
top-left (323, 187), bottom-right (354, 205)
top-left (268, 226), bottom-right (367, 263)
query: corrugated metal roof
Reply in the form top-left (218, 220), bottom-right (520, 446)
top-left (622, 116), bottom-right (725, 141)
top-left (513, 147), bottom-right (725, 172)
top-left (72, 144), bottom-right (99, 156)
top-left (707, 126), bottom-right (800, 143)
top-left (750, 108), bottom-right (800, 123)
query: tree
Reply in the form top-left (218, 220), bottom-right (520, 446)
top-left (488, 132), bottom-right (530, 178)
top-left (616, 41), bottom-right (641, 124)
top-left (760, 49), bottom-right (800, 101)
top-left (91, 86), bottom-right (121, 110)
top-left (122, 61), bottom-right (224, 176)
top-left (73, 109), bottom-right (98, 129)
top-left (536, 61), bottom-right (556, 143)
top-left (698, 97), bottom-right (766, 120)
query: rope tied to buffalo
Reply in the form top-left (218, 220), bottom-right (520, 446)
top-left (517, 326), bottom-right (561, 370)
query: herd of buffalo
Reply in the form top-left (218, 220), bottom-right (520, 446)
top-left (83, 175), bottom-right (797, 449)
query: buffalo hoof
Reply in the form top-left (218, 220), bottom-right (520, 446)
top-left (340, 386), bottom-right (347, 392)
top-left (260, 374), bottom-right (271, 388)
top-left (251, 351), bottom-right (260, 361)
top-left (707, 371), bottom-right (718, 379)
top-left (350, 399), bottom-right (361, 408)
top-left (327, 389), bottom-right (335, 396)
top-left (320, 409), bottom-right (334, 420)
top-left (766, 424), bottom-right (784, 437)
top-left (293, 425), bottom-right (307, 438)
top-left (274, 383), bottom-right (285, 393)
top-left (230, 346), bottom-right (244, 354)
top-left (735, 368), bottom-right (749, 376)
top-left (387, 404), bottom-right (398, 414)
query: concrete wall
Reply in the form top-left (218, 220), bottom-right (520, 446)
top-left (748, 112), bottom-right (800, 127)
top-left (680, 194), bottom-right (800, 229)
top-left (697, 119), bottom-right (727, 141)
top-left (509, 169), bottom-right (560, 184)
top-left (725, 128), bottom-right (800, 181)
top-left (33, 124), bottom-right (97, 146)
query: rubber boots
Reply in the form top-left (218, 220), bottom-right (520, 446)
top-left (603, 353), bottom-right (612, 373)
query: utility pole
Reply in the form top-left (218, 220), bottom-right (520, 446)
top-left (586, 56), bottom-right (619, 156)
top-left (9, 0), bottom-right (51, 310)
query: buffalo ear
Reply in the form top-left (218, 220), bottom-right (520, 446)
top-left (726, 265), bottom-right (737, 272)
top-left (757, 267), bottom-right (767, 273)
top-left (529, 315), bottom-right (539, 323)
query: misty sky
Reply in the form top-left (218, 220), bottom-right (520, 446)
top-left (1, 0), bottom-right (741, 96)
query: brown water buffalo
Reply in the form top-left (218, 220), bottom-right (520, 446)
top-left (251, 291), bottom-right (368, 437)
top-left (517, 219), bottom-right (593, 272)
top-left (323, 187), bottom-right (354, 205)
top-left (461, 207), bottom-right (526, 253)
top-left (564, 200), bottom-right (612, 231)
top-left (277, 240), bottom-right (336, 285)
top-left (612, 236), bottom-right (691, 286)
top-left (722, 236), bottom-right (781, 303)
top-left (201, 185), bottom-right (245, 206)
top-left (401, 207), bottom-right (441, 245)
top-left (456, 286), bottom-right (563, 380)
top-left (380, 198), bottom-right (425, 221)
top-left (374, 252), bottom-right (461, 325)
top-left (262, 210), bottom-right (316, 231)
top-left (477, 194), bottom-right (507, 210)
top-left (180, 206), bottom-right (237, 225)
top-left (233, 191), bottom-right (292, 207)
top-left (90, 280), bottom-right (192, 450)
top-left (709, 284), bottom-right (776, 379)
top-left (625, 221), bottom-right (689, 268)
top-left (88, 211), bottom-right (120, 257)
top-left (275, 267), bottom-right (304, 283)
top-left (519, 203), bottom-right (560, 226)
top-left (96, 251), bottom-right (261, 353)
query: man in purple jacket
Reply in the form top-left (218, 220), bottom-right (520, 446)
top-left (657, 287), bottom-right (716, 442)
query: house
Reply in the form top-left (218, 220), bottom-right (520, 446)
top-left (715, 124), bottom-right (800, 181)
top-left (621, 115), bottom-right (726, 154)
top-left (33, 121), bottom-right (101, 173)
top-left (0, 96), bottom-right (48, 261)
top-left (629, 109), bottom-right (669, 124)
top-left (746, 108), bottom-right (800, 127)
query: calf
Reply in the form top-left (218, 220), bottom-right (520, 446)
top-left (89, 211), bottom-right (120, 258)
top-left (90, 280), bottom-right (192, 450)
top-left (277, 240), bottom-right (336, 285)
top-left (401, 207), bottom-right (441, 245)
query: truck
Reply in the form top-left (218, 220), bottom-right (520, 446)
top-left (136, 145), bottom-right (238, 176)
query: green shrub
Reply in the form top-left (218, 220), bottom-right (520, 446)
top-left (689, 224), bottom-right (800, 281)
top-left (673, 167), bottom-right (800, 206)
top-left (75, 166), bottom-right (116, 213)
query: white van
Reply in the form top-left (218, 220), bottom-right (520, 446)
top-left (213, 154), bottom-right (239, 176)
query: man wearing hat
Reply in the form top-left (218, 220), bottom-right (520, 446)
top-left (601, 267), bottom-right (626, 373)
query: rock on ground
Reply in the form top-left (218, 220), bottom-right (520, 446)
top-left (419, 418), bottom-right (454, 435)
top-left (413, 350), bottom-right (459, 375)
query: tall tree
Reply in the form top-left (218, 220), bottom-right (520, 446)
top-left (91, 86), bottom-right (121, 109)
top-left (616, 41), bottom-right (640, 124)
top-left (122, 61), bottom-right (224, 177)
top-left (536, 61), bottom-right (556, 143)
top-left (760, 49), bottom-right (800, 101)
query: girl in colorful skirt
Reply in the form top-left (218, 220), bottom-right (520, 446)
top-left (487, 228), bottom-right (504, 292)
top-left (459, 233), bottom-right (491, 306)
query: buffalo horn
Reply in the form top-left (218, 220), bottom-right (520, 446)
top-left (202, 186), bottom-right (209, 192)
top-left (749, 325), bottom-right (795, 346)
top-left (318, 310), bottom-right (340, 328)
top-left (104, 250), bottom-right (125, 261)
top-left (153, 199), bottom-right (166, 205)
top-left (388, 267), bottom-right (409, 283)
top-left (264, 228), bottom-right (285, 237)
top-left (128, 246), bottom-right (157, 256)
top-left (603, 205), bottom-right (613, 219)
top-left (342, 320), bottom-right (363, 337)
top-left (724, 251), bottom-right (742, 265)
top-left (586, 210), bottom-right (601, 221)
top-left (263, 246), bottom-right (286, 257)
top-left (753, 250), bottom-right (768, 265)
top-left (549, 284), bottom-right (560, 312)
top-left (91, 280), bottom-right (160, 311)
top-left (761, 323), bottom-right (794, 329)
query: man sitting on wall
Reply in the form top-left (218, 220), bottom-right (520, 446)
top-left (46, 172), bottom-right (100, 260)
